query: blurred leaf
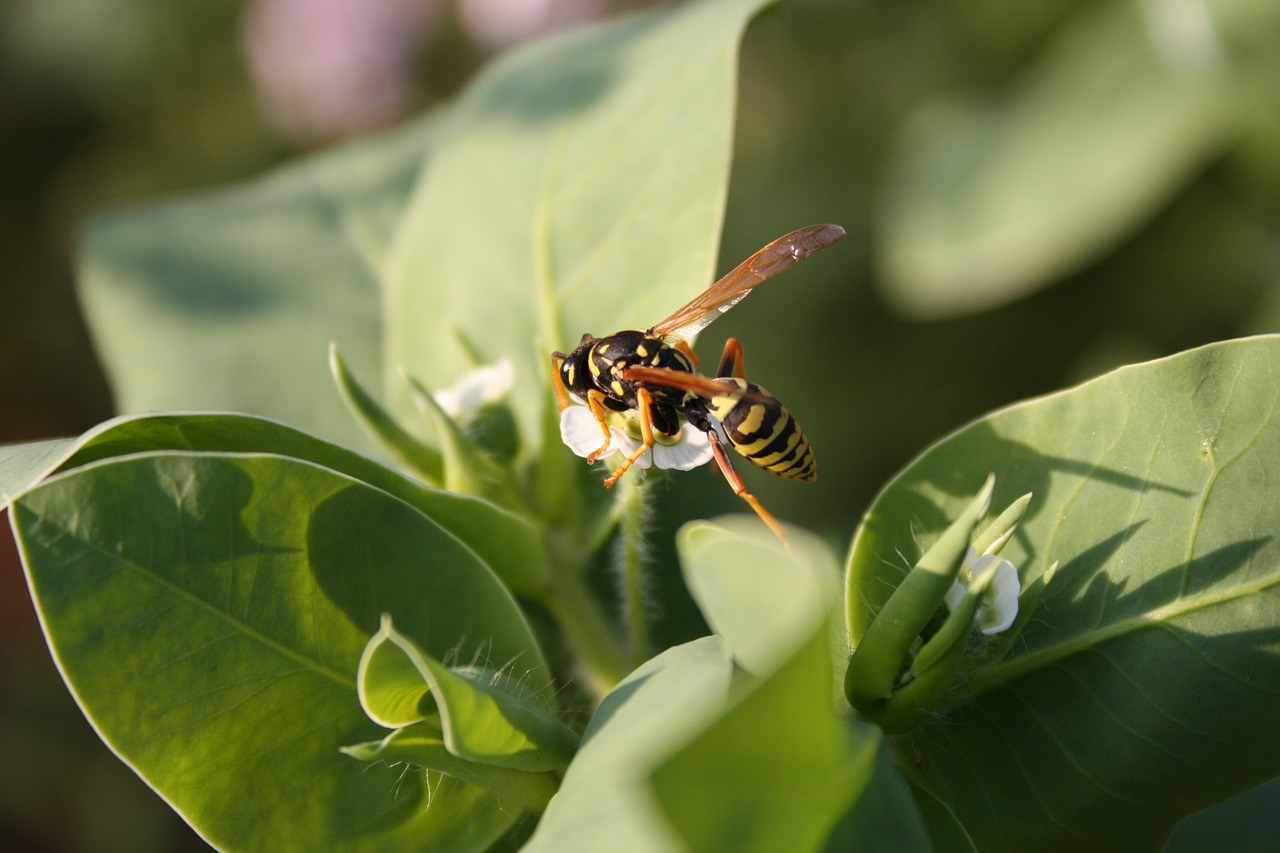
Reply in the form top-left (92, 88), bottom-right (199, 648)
top-left (11, 450), bottom-right (548, 851)
top-left (1164, 776), bottom-right (1280, 852)
top-left (651, 519), bottom-right (880, 853)
top-left (78, 111), bottom-right (441, 454)
top-left (385, 0), bottom-right (775, 449)
top-left (821, 746), bottom-right (935, 853)
top-left (676, 515), bottom-right (842, 675)
top-left (0, 437), bottom-right (76, 506)
top-left (879, 0), bottom-right (1280, 317)
top-left (523, 637), bottom-right (736, 852)
top-left (847, 335), bottom-right (1280, 850)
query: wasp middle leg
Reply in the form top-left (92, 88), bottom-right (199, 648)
top-left (603, 386), bottom-right (658, 487)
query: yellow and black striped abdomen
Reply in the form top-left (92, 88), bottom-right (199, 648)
top-left (708, 379), bottom-right (816, 482)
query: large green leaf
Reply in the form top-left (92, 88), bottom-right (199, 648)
top-left (1, 412), bottom-right (546, 598)
top-left (77, 112), bottom-right (440, 454)
top-left (846, 335), bottom-right (1280, 851)
top-left (879, 0), bottom-right (1279, 317)
top-left (385, 0), bottom-right (774, 448)
top-left (11, 451), bottom-right (548, 851)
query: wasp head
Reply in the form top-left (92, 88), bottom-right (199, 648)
top-left (555, 333), bottom-right (596, 398)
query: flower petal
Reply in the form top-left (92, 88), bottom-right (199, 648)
top-left (649, 423), bottom-right (713, 471)
top-left (559, 405), bottom-right (614, 460)
top-left (435, 359), bottom-right (515, 419)
top-left (558, 404), bottom-right (713, 471)
top-left (976, 556), bottom-right (1021, 635)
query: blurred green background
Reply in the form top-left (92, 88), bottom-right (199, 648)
top-left (2, 0), bottom-right (1277, 849)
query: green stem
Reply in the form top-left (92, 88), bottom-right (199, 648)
top-left (543, 566), bottom-right (628, 702)
top-left (618, 473), bottom-right (649, 669)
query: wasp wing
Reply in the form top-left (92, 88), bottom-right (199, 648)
top-left (620, 366), bottom-right (772, 404)
top-left (650, 223), bottom-right (844, 342)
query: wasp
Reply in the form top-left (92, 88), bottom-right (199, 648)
top-left (551, 224), bottom-right (845, 539)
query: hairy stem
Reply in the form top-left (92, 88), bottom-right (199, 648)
top-left (543, 564), bottom-right (628, 702)
top-left (618, 473), bottom-right (650, 669)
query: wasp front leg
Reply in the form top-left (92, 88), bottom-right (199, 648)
top-left (603, 387), bottom-right (658, 487)
top-left (551, 353), bottom-right (572, 411)
top-left (584, 390), bottom-right (618, 462)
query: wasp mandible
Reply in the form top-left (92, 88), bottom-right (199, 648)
top-left (551, 224), bottom-right (845, 539)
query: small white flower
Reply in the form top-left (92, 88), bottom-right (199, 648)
top-left (434, 359), bottom-right (515, 420)
top-left (945, 546), bottom-right (1020, 635)
top-left (559, 404), bottom-right (713, 471)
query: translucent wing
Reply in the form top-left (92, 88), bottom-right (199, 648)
top-left (650, 224), bottom-right (845, 342)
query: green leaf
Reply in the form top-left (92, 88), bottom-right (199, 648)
top-left (385, 0), bottom-right (775, 450)
top-left (11, 451), bottom-right (548, 851)
top-left (16, 411), bottom-right (548, 598)
top-left (355, 615), bottom-right (577, 773)
top-left (329, 344), bottom-right (444, 485)
top-left (652, 520), bottom-right (878, 853)
top-left (821, 747), bottom-right (934, 853)
top-left (400, 371), bottom-right (531, 514)
top-left (676, 516), bottom-right (842, 674)
top-left (650, 627), bottom-right (877, 853)
top-left (0, 437), bottom-right (77, 506)
top-left (78, 111), bottom-right (441, 454)
top-left (846, 335), bottom-right (1280, 851)
top-left (523, 637), bottom-right (736, 852)
top-left (879, 0), bottom-right (1278, 317)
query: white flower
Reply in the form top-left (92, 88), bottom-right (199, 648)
top-left (559, 404), bottom-right (713, 471)
top-left (433, 359), bottom-right (515, 421)
top-left (945, 546), bottom-right (1020, 635)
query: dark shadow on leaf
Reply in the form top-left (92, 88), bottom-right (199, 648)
top-left (1037, 521), bottom-right (1148, 614)
top-left (912, 420), bottom-right (1188, 519)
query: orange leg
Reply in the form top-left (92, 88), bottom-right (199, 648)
top-left (584, 390), bottom-right (617, 462)
top-left (550, 353), bottom-right (571, 411)
top-left (604, 387), bottom-right (657, 487)
top-left (675, 339), bottom-right (701, 369)
top-left (554, 354), bottom-right (615, 460)
top-left (717, 337), bottom-right (747, 379)
top-left (707, 428), bottom-right (788, 541)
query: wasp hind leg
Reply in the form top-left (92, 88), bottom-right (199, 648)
top-left (706, 428), bottom-right (788, 541)
top-left (717, 337), bottom-right (747, 379)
